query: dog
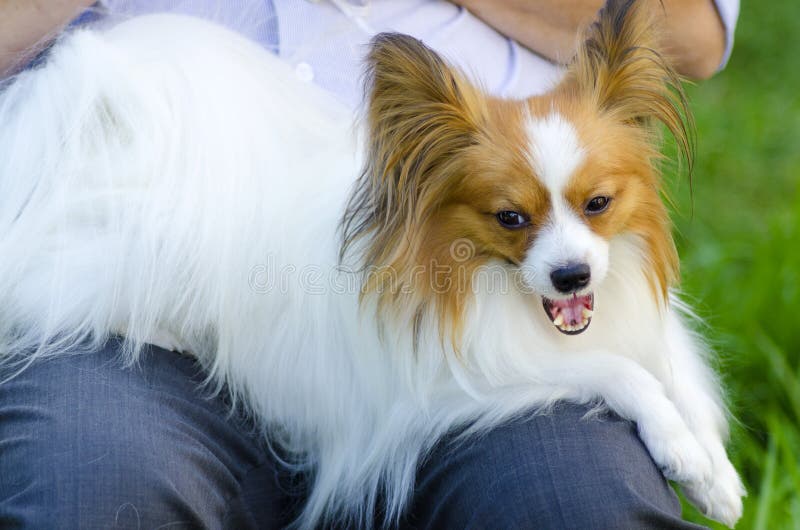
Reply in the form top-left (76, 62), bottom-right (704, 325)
top-left (0, 0), bottom-right (744, 527)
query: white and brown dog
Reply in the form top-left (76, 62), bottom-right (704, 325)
top-left (0, 0), bottom-right (744, 527)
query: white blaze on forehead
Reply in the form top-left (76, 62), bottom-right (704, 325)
top-left (520, 111), bottom-right (609, 298)
top-left (525, 112), bottom-right (585, 195)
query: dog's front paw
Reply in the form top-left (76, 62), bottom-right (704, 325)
top-left (683, 457), bottom-right (746, 528)
top-left (638, 422), bottom-right (713, 486)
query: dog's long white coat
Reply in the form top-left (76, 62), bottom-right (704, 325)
top-left (0, 16), bottom-right (743, 528)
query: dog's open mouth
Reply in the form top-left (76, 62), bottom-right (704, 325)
top-left (542, 293), bottom-right (594, 335)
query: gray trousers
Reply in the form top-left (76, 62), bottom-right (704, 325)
top-left (0, 341), bottom-right (705, 529)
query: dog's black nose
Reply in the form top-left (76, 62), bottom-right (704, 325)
top-left (550, 263), bottom-right (591, 293)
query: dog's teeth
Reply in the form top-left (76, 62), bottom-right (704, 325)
top-left (553, 314), bottom-right (564, 326)
top-left (582, 308), bottom-right (593, 318)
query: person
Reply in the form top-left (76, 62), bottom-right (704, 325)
top-left (0, 1), bottom-right (738, 528)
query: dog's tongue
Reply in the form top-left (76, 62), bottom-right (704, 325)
top-left (546, 293), bottom-right (594, 324)
top-left (543, 293), bottom-right (594, 334)
top-left (552, 294), bottom-right (593, 326)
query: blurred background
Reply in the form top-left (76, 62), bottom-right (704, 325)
top-left (665, 1), bottom-right (800, 527)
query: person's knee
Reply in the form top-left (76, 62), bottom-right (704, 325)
top-left (1, 351), bottom-right (196, 527)
top-left (406, 404), bottom-right (697, 530)
top-left (0, 344), bottom-right (264, 529)
top-left (469, 462), bottom-right (683, 529)
top-left (1, 427), bottom-right (197, 528)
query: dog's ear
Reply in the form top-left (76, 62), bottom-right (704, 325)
top-left (342, 33), bottom-right (485, 264)
top-left (362, 33), bottom-right (485, 152)
top-left (360, 32), bottom-right (486, 203)
top-left (561, 0), bottom-right (694, 169)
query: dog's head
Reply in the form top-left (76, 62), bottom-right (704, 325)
top-left (342, 0), bottom-right (693, 340)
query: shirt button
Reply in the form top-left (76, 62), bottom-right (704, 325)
top-left (295, 62), bottom-right (315, 83)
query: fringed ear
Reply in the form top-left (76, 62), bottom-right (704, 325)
top-left (560, 0), bottom-right (693, 302)
top-left (341, 33), bottom-right (485, 267)
top-left (564, 0), bottom-right (695, 172)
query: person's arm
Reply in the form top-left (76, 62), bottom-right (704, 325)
top-left (451, 0), bottom-right (726, 79)
top-left (0, 0), bottom-right (95, 78)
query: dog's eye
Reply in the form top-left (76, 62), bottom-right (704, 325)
top-left (585, 196), bottom-right (611, 215)
top-left (496, 210), bottom-right (530, 229)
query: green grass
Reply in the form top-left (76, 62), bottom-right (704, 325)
top-left (663, 1), bottom-right (800, 527)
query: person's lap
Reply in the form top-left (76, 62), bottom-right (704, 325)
top-left (0, 341), bottom-right (295, 529)
top-left (0, 340), bottom-right (704, 529)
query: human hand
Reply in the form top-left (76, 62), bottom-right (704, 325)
top-left (0, 0), bottom-right (95, 78)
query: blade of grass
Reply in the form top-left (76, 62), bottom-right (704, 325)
top-left (753, 329), bottom-right (800, 423)
top-left (752, 433), bottom-right (777, 530)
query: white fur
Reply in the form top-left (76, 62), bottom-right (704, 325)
top-left (0, 15), bottom-right (743, 528)
top-left (525, 112), bottom-right (585, 194)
